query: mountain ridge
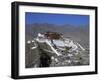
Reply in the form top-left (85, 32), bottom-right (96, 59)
top-left (25, 23), bottom-right (89, 48)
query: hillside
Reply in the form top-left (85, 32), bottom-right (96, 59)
top-left (25, 23), bottom-right (89, 48)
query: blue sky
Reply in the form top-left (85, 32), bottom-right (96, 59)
top-left (25, 12), bottom-right (89, 26)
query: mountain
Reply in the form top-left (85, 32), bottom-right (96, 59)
top-left (25, 23), bottom-right (89, 48)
